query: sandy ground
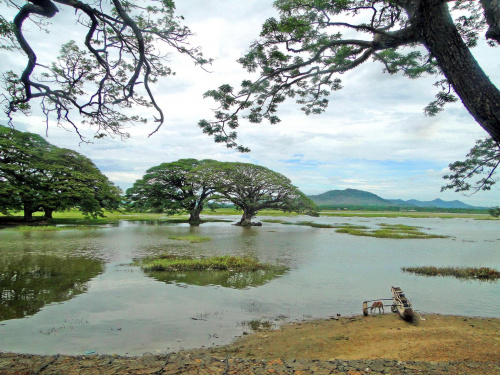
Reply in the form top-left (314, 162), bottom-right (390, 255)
top-left (195, 313), bottom-right (500, 362)
top-left (1, 313), bottom-right (499, 374)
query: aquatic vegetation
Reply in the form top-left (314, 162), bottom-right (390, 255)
top-left (9, 225), bottom-right (101, 232)
top-left (139, 255), bottom-right (282, 272)
top-left (402, 266), bottom-right (500, 280)
top-left (168, 235), bottom-right (211, 243)
top-left (245, 319), bottom-right (273, 331)
top-left (336, 223), bottom-right (448, 239)
top-left (138, 255), bottom-right (288, 289)
top-left (10, 225), bottom-right (65, 232)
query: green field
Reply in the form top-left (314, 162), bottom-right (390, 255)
top-left (0, 208), bottom-right (496, 230)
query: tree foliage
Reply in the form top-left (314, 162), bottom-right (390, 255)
top-left (197, 161), bottom-right (318, 226)
top-left (127, 159), bottom-right (317, 225)
top-left (199, 0), bottom-right (500, 151)
top-left (0, 0), bottom-right (211, 139)
top-left (126, 159), bottom-right (218, 223)
top-left (442, 137), bottom-right (500, 194)
top-left (0, 125), bottom-right (122, 220)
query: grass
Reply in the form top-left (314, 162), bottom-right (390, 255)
top-left (335, 223), bottom-right (448, 239)
top-left (246, 320), bottom-right (273, 331)
top-left (138, 254), bottom-right (283, 273)
top-left (8, 225), bottom-right (102, 232)
top-left (402, 266), bottom-right (500, 280)
top-left (168, 235), bottom-right (211, 243)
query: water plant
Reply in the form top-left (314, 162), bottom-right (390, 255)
top-left (139, 255), bottom-right (283, 273)
top-left (168, 235), bottom-right (211, 243)
top-left (336, 223), bottom-right (447, 239)
top-left (402, 266), bottom-right (500, 280)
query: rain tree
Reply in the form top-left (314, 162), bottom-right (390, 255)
top-left (442, 136), bottom-right (500, 216)
top-left (126, 159), bottom-right (218, 223)
top-left (0, 0), bottom-right (211, 139)
top-left (199, 0), bottom-right (500, 151)
top-left (0, 125), bottom-right (122, 221)
top-left (198, 162), bottom-right (318, 226)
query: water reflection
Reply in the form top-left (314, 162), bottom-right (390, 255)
top-left (0, 255), bottom-right (104, 321)
top-left (146, 268), bottom-right (287, 289)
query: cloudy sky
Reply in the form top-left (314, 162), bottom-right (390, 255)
top-left (2, 0), bottom-right (500, 207)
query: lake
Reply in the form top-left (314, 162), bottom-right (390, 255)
top-left (0, 215), bottom-right (498, 355)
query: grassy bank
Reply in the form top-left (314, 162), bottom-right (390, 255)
top-left (402, 266), bottom-right (500, 280)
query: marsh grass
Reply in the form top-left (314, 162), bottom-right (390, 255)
top-left (402, 266), bottom-right (500, 280)
top-left (168, 235), bottom-right (211, 243)
top-left (246, 320), bottom-right (274, 331)
top-left (10, 225), bottom-right (100, 232)
top-left (139, 255), bottom-right (283, 273)
top-left (336, 223), bottom-right (447, 239)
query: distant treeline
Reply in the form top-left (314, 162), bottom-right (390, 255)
top-left (317, 205), bottom-right (491, 214)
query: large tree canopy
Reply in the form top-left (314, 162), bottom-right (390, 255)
top-left (0, 125), bottom-right (122, 221)
top-left (198, 161), bottom-right (318, 226)
top-left (199, 0), bottom-right (500, 151)
top-left (0, 0), bottom-right (210, 139)
top-left (126, 159), bottom-right (218, 223)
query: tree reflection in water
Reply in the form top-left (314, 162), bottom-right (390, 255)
top-left (0, 255), bottom-right (104, 321)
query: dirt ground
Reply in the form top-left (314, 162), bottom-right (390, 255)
top-left (196, 313), bottom-right (500, 362)
top-left (1, 313), bottom-right (499, 374)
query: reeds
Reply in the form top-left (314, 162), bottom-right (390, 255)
top-left (402, 266), bottom-right (500, 280)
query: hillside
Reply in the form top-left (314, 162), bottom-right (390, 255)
top-left (308, 189), bottom-right (397, 206)
top-left (307, 189), bottom-right (482, 209)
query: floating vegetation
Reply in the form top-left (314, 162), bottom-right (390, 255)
top-left (138, 255), bottom-right (288, 289)
top-left (168, 235), bottom-right (211, 243)
top-left (139, 255), bottom-right (282, 272)
top-left (336, 223), bottom-right (447, 239)
top-left (402, 266), bottom-right (500, 280)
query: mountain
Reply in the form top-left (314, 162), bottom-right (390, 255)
top-left (390, 198), bottom-right (478, 209)
top-left (307, 189), bottom-right (482, 209)
top-left (308, 189), bottom-right (398, 207)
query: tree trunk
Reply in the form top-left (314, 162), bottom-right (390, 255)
top-left (235, 210), bottom-right (261, 226)
top-left (418, 0), bottom-right (500, 142)
top-left (188, 209), bottom-right (202, 223)
top-left (23, 206), bottom-right (33, 222)
top-left (43, 207), bottom-right (53, 219)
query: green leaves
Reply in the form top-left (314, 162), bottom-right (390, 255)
top-left (0, 125), bottom-right (122, 219)
top-left (442, 137), bottom-right (500, 195)
top-left (125, 159), bottom-right (218, 221)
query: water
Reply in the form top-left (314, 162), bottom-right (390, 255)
top-left (0, 216), bottom-right (498, 355)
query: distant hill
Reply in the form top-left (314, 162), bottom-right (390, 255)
top-left (308, 189), bottom-right (398, 207)
top-left (307, 189), bottom-right (483, 209)
top-left (389, 198), bottom-right (478, 209)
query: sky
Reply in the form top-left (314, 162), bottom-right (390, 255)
top-left (1, 0), bottom-right (500, 207)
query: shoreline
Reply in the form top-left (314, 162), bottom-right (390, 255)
top-left (1, 313), bottom-right (499, 374)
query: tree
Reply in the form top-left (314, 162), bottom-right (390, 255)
top-left (199, 0), bottom-right (500, 152)
top-left (1, 0), bottom-right (211, 139)
top-left (126, 159), bottom-right (218, 223)
top-left (442, 137), bottom-right (500, 194)
top-left (0, 125), bottom-right (122, 221)
top-left (198, 161), bottom-right (318, 226)
top-left (442, 136), bottom-right (500, 216)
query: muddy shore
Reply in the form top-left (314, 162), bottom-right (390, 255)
top-left (1, 314), bottom-right (499, 374)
